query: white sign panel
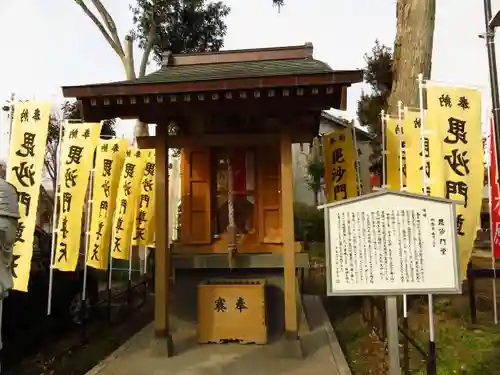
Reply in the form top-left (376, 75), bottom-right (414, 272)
top-left (322, 191), bottom-right (461, 296)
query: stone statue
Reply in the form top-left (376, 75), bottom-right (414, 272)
top-left (0, 178), bottom-right (20, 297)
top-left (0, 177), bottom-right (19, 372)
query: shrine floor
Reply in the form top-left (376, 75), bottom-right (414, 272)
top-left (85, 295), bottom-right (350, 375)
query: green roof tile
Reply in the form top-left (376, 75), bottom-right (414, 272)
top-left (123, 58), bottom-right (333, 85)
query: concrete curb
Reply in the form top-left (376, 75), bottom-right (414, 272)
top-left (302, 294), bottom-right (352, 375)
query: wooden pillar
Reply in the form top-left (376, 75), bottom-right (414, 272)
top-left (152, 125), bottom-right (173, 356)
top-left (280, 132), bottom-right (298, 339)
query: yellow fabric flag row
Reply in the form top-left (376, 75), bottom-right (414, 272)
top-left (88, 144), bottom-right (156, 266)
top-left (426, 84), bottom-right (483, 280)
top-left (132, 149), bottom-right (156, 247)
top-left (111, 148), bottom-right (147, 261)
top-left (54, 122), bottom-right (101, 272)
top-left (385, 115), bottom-right (406, 190)
top-left (403, 108), bottom-right (445, 197)
top-left (323, 127), bottom-right (358, 202)
top-left (86, 139), bottom-right (129, 270)
top-left (5, 103), bottom-right (158, 289)
top-left (386, 84), bottom-right (483, 281)
top-left (7, 101), bottom-right (51, 291)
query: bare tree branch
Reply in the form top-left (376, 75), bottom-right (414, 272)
top-left (89, 0), bottom-right (125, 57)
top-left (44, 164), bottom-right (56, 193)
top-left (74, 0), bottom-right (125, 58)
top-left (44, 161), bottom-right (55, 183)
top-left (44, 142), bottom-right (57, 193)
top-left (138, 0), bottom-right (158, 78)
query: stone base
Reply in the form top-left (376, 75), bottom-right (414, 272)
top-left (150, 332), bottom-right (174, 357)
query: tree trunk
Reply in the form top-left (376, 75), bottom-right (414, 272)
top-left (74, 1), bottom-right (154, 138)
top-left (124, 60), bottom-right (149, 137)
top-left (387, 0), bottom-right (436, 113)
top-left (119, 36), bottom-right (150, 138)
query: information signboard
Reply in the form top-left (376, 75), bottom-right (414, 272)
top-left (320, 190), bottom-right (461, 296)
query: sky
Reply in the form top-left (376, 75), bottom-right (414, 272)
top-left (0, 0), bottom-right (498, 159)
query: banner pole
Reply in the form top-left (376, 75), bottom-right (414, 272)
top-left (128, 243), bottom-right (133, 307)
top-left (397, 101), bottom-right (411, 375)
top-left (381, 110), bottom-right (387, 187)
top-left (418, 73), bottom-right (437, 375)
top-left (484, 0), bottom-right (500, 325)
top-left (488, 118), bottom-right (499, 324)
top-left (82, 169), bottom-right (94, 305)
top-left (483, 0), bottom-right (500, 189)
top-left (350, 121), bottom-right (362, 196)
top-left (108, 213), bottom-right (116, 321)
top-left (47, 119), bottom-right (65, 316)
top-left (106, 138), bottom-right (117, 322)
top-left (107, 252), bottom-right (113, 321)
top-left (397, 101), bottom-right (406, 192)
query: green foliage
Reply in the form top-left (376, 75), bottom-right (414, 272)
top-left (357, 40), bottom-right (393, 177)
top-left (272, 0), bottom-right (285, 11)
top-left (305, 156), bottom-right (324, 197)
top-left (130, 0), bottom-right (230, 64)
top-left (60, 101), bottom-right (116, 139)
top-left (305, 138), bottom-right (324, 203)
top-left (294, 202), bottom-right (324, 243)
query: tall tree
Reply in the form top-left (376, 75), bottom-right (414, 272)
top-left (357, 41), bottom-right (393, 177)
top-left (387, 0), bottom-right (436, 112)
top-left (272, 0), bottom-right (285, 9)
top-left (74, 0), bottom-right (230, 137)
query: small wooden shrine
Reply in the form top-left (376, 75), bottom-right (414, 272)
top-left (62, 43), bottom-right (363, 355)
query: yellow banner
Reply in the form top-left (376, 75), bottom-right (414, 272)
top-left (403, 109), bottom-right (444, 196)
top-left (7, 101), bottom-right (51, 291)
top-left (323, 128), bottom-right (358, 201)
top-left (426, 84), bottom-right (483, 280)
top-left (54, 122), bottom-right (100, 272)
top-left (111, 148), bottom-right (147, 260)
top-left (132, 149), bottom-right (156, 246)
top-left (87, 139), bottom-right (129, 270)
top-left (385, 116), bottom-right (405, 190)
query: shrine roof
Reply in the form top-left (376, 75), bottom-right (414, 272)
top-left (62, 43), bottom-right (363, 98)
top-left (125, 58), bottom-right (333, 85)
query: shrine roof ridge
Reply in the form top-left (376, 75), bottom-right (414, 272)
top-left (161, 43), bottom-right (315, 67)
top-left (317, 189), bottom-right (464, 210)
top-left (62, 60), bottom-right (361, 90)
top-left (61, 43), bottom-right (363, 98)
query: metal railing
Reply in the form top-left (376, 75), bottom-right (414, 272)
top-left (3, 276), bottom-right (152, 375)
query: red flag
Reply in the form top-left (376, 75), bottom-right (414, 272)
top-left (232, 150), bottom-right (247, 193)
top-left (489, 119), bottom-right (500, 257)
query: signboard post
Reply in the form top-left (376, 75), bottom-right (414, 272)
top-left (319, 189), bottom-right (461, 375)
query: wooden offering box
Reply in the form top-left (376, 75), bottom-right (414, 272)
top-left (197, 279), bottom-right (267, 344)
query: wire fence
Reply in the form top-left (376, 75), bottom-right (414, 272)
top-left (3, 275), bottom-right (152, 375)
top-left (302, 255), bottom-right (500, 375)
top-left (361, 296), bottom-right (428, 375)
